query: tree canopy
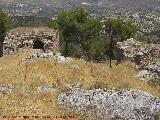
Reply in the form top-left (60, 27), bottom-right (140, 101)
top-left (49, 8), bottom-right (102, 60)
top-left (103, 18), bottom-right (137, 67)
top-left (0, 9), bottom-right (11, 57)
top-left (48, 8), bottom-right (137, 63)
top-left (0, 9), bottom-right (11, 42)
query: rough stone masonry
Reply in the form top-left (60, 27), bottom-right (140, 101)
top-left (117, 38), bottom-right (160, 81)
top-left (3, 27), bottom-right (59, 55)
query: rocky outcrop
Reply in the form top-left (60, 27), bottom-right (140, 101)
top-left (58, 88), bottom-right (160, 120)
top-left (3, 27), bottom-right (59, 56)
top-left (117, 38), bottom-right (160, 81)
top-left (21, 50), bottom-right (72, 64)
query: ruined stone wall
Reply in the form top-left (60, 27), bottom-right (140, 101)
top-left (117, 38), bottom-right (160, 69)
top-left (117, 38), bottom-right (160, 81)
top-left (3, 27), bottom-right (59, 55)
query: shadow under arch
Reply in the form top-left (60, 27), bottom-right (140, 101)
top-left (33, 39), bottom-right (44, 50)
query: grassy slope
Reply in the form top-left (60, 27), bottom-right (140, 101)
top-left (0, 50), bottom-right (159, 120)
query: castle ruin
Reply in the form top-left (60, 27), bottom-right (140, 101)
top-left (3, 27), bottom-right (59, 55)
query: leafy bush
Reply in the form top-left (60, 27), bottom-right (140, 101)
top-left (89, 38), bottom-right (106, 61)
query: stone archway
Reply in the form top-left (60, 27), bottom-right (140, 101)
top-left (33, 39), bottom-right (44, 50)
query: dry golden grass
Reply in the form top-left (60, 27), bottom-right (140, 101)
top-left (0, 50), bottom-right (160, 120)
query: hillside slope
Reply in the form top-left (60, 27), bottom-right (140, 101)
top-left (0, 49), bottom-right (159, 119)
top-left (0, 0), bottom-right (160, 10)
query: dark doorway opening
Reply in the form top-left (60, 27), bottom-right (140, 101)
top-left (33, 40), bottom-right (44, 50)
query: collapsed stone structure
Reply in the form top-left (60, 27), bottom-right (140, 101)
top-left (3, 27), bottom-right (59, 55)
top-left (117, 38), bottom-right (160, 69)
top-left (117, 38), bottom-right (160, 81)
top-left (0, 84), bottom-right (15, 94)
top-left (58, 87), bottom-right (160, 120)
top-left (21, 50), bottom-right (72, 64)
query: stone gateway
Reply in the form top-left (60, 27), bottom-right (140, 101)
top-left (3, 27), bottom-right (59, 55)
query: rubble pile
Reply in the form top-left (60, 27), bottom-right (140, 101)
top-left (117, 38), bottom-right (160, 81)
top-left (117, 38), bottom-right (159, 68)
top-left (65, 83), bottom-right (82, 91)
top-left (21, 50), bottom-right (72, 64)
top-left (145, 64), bottom-right (160, 80)
top-left (0, 84), bottom-right (15, 94)
top-left (58, 88), bottom-right (160, 120)
top-left (3, 27), bottom-right (59, 55)
top-left (137, 63), bottom-right (160, 81)
top-left (37, 84), bottom-right (56, 93)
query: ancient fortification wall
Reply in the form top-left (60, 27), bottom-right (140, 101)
top-left (117, 38), bottom-right (160, 81)
top-left (3, 27), bottom-right (59, 55)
